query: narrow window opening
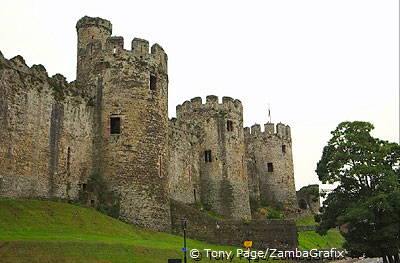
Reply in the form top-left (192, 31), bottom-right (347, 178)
top-left (159, 155), bottom-right (162, 178)
top-left (204, 150), bottom-right (212, 163)
top-left (267, 162), bottom-right (274, 172)
top-left (282, 145), bottom-right (286, 153)
top-left (110, 117), bottom-right (121, 135)
top-left (91, 36), bottom-right (94, 39)
top-left (150, 75), bottom-right (157, 91)
top-left (226, 120), bottom-right (234, 131)
top-left (90, 199), bottom-right (95, 206)
top-left (66, 147), bottom-right (71, 173)
top-left (193, 189), bottom-right (197, 202)
top-left (82, 183), bottom-right (87, 191)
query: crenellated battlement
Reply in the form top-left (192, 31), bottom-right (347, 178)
top-left (86, 37), bottom-right (168, 70)
top-left (132, 38), bottom-right (149, 54)
top-left (77, 16), bottom-right (168, 74)
top-left (101, 36), bottom-right (166, 56)
top-left (176, 95), bottom-right (243, 119)
top-left (244, 122), bottom-right (291, 141)
top-left (106, 36), bottom-right (124, 50)
top-left (0, 15), bottom-right (301, 233)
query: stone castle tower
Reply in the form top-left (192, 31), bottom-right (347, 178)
top-left (0, 16), bottom-right (298, 232)
top-left (245, 122), bottom-right (298, 210)
top-left (75, 16), bottom-right (170, 231)
top-left (170, 96), bottom-right (251, 219)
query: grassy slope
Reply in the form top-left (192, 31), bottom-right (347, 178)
top-left (0, 200), bottom-right (346, 262)
top-left (295, 216), bottom-right (345, 250)
top-left (0, 199), bottom-right (239, 263)
top-left (295, 215), bottom-right (319, 226)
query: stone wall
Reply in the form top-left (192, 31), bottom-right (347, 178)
top-left (170, 199), bottom-right (298, 250)
top-left (0, 16), bottom-right (301, 235)
top-left (76, 16), bottom-right (171, 232)
top-left (245, 123), bottom-right (298, 211)
top-left (296, 184), bottom-right (321, 215)
top-left (168, 118), bottom-right (201, 204)
top-left (0, 52), bottom-right (93, 201)
top-left (175, 96), bottom-right (251, 220)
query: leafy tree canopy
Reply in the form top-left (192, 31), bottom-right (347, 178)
top-left (316, 121), bottom-right (400, 260)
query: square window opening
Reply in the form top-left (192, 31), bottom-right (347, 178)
top-left (227, 120), bottom-right (234, 131)
top-left (110, 117), bottom-right (121, 135)
top-left (150, 75), bottom-right (157, 91)
top-left (204, 150), bottom-right (212, 163)
top-left (267, 162), bottom-right (274, 173)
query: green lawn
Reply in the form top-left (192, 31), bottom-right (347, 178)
top-left (0, 199), bottom-right (346, 262)
top-left (298, 230), bottom-right (345, 250)
top-left (0, 199), bottom-right (239, 263)
top-left (295, 215), bottom-right (345, 250)
top-left (295, 215), bottom-right (319, 226)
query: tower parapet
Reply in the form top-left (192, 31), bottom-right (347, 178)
top-left (75, 16), bottom-right (170, 232)
top-left (132, 38), bottom-right (149, 55)
top-left (245, 122), bottom-right (292, 141)
top-left (245, 121), bottom-right (297, 211)
top-left (174, 95), bottom-right (251, 220)
top-left (176, 95), bottom-right (243, 120)
top-left (76, 16), bottom-right (112, 33)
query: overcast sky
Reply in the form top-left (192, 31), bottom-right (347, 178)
top-left (1, 0), bottom-right (398, 190)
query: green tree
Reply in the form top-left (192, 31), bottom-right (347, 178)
top-left (316, 121), bottom-right (400, 263)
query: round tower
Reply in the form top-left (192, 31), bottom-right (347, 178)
top-left (75, 16), bottom-right (170, 232)
top-left (245, 122), bottom-right (298, 211)
top-left (76, 16), bottom-right (112, 82)
top-left (98, 43), bottom-right (169, 231)
top-left (176, 96), bottom-right (251, 219)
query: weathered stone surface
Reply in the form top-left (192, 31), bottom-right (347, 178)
top-left (296, 184), bottom-right (320, 215)
top-left (0, 53), bottom-right (93, 202)
top-left (245, 123), bottom-right (298, 211)
top-left (170, 200), bottom-right (298, 249)
top-left (0, 16), bottom-right (299, 235)
top-left (76, 16), bottom-right (170, 232)
top-left (173, 96), bottom-right (251, 219)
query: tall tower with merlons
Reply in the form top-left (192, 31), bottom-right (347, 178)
top-left (76, 16), bottom-right (170, 231)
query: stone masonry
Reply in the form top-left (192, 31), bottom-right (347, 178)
top-left (245, 123), bottom-right (298, 211)
top-left (0, 16), bottom-right (298, 232)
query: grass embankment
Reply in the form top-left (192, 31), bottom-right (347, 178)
top-left (296, 216), bottom-right (345, 250)
top-left (0, 199), bottom-right (238, 263)
top-left (0, 200), bottom-right (347, 262)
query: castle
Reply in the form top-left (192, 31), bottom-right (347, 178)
top-left (0, 16), bottom-right (298, 232)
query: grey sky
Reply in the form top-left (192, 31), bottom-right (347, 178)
top-left (1, 0), bottom-right (398, 190)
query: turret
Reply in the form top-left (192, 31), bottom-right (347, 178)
top-left (76, 16), bottom-right (112, 81)
top-left (244, 121), bottom-right (298, 211)
top-left (74, 16), bottom-right (171, 232)
top-left (76, 16), bottom-right (112, 52)
top-left (174, 95), bottom-right (251, 220)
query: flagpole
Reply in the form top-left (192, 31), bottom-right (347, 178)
top-left (268, 104), bottom-right (271, 123)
